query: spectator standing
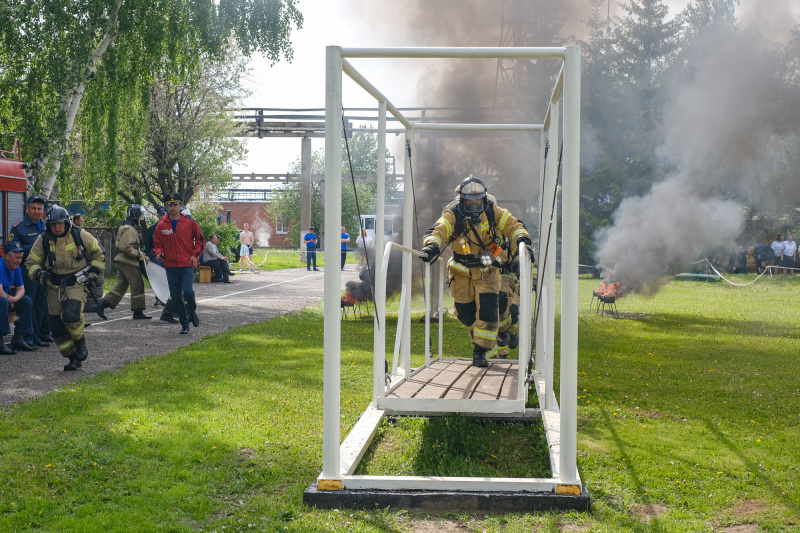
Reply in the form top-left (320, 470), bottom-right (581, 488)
top-left (0, 241), bottom-right (36, 354)
top-left (153, 192), bottom-right (204, 335)
top-left (203, 234), bottom-right (233, 283)
top-left (355, 228), bottom-right (373, 266)
top-left (783, 234), bottom-right (797, 275)
top-left (340, 226), bottom-right (350, 270)
top-left (72, 214), bottom-right (85, 228)
top-left (9, 195), bottom-right (53, 347)
top-left (770, 234), bottom-right (784, 274)
top-left (303, 226), bottom-right (318, 271)
top-left (239, 222), bottom-right (255, 273)
top-left (95, 205), bottom-right (151, 320)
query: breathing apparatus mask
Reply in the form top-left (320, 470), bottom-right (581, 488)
top-left (456, 175), bottom-right (488, 223)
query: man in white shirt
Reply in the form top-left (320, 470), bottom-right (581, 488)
top-left (782, 234), bottom-right (797, 275)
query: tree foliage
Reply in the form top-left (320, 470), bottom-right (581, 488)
top-left (0, 0), bottom-right (303, 196)
top-left (267, 130), bottom-right (395, 247)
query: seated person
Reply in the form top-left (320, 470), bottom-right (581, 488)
top-left (0, 241), bottom-right (37, 354)
top-left (202, 234), bottom-right (233, 284)
top-left (729, 244), bottom-right (747, 274)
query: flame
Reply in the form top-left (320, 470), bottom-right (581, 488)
top-left (341, 291), bottom-right (359, 305)
top-left (596, 281), bottom-right (621, 299)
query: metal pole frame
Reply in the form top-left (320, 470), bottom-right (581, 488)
top-left (322, 45), bottom-right (581, 493)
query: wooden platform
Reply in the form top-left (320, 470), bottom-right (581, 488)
top-left (387, 359), bottom-right (519, 401)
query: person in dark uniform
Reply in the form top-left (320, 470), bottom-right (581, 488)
top-left (8, 195), bottom-right (53, 348)
top-left (26, 206), bottom-right (105, 371)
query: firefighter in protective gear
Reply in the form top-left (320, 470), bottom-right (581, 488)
top-left (420, 176), bottom-right (532, 367)
top-left (96, 204), bottom-right (151, 320)
top-left (26, 206), bottom-right (105, 371)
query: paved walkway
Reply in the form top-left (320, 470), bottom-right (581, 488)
top-left (0, 267), bottom-right (362, 406)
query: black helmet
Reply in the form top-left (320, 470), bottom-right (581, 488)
top-left (456, 175), bottom-right (488, 217)
top-left (126, 204), bottom-right (145, 221)
top-left (46, 205), bottom-right (72, 238)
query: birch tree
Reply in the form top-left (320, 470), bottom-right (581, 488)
top-left (0, 0), bottom-right (302, 196)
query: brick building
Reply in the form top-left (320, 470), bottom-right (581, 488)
top-left (217, 201), bottom-right (292, 248)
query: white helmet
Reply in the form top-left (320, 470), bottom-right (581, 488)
top-left (456, 175), bottom-right (488, 216)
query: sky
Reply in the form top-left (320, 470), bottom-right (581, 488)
top-left (231, 0), bottom-right (793, 178)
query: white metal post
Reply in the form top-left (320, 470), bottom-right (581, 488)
top-left (373, 102), bottom-right (387, 403)
top-left (438, 259), bottom-right (445, 360)
top-left (518, 244), bottom-right (531, 401)
top-left (546, 98), bottom-right (559, 405)
top-left (559, 45), bottom-right (581, 485)
top-left (401, 130), bottom-right (414, 374)
top-left (424, 262), bottom-right (431, 366)
top-left (322, 46), bottom-right (343, 480)
top-left (536, 129), bottom-right (547, 371)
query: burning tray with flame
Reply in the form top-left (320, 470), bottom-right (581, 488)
top-left (590, 281), bottom-right (620, 318)
top-left (341, 290), bottom-right (371, 319)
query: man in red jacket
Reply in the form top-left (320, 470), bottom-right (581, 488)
top-left (153, 192), bottom-right (205, 334)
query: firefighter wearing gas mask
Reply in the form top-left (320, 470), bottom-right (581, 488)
top-left (95, 205), bottom-right (151, 320)
top-left (26, 206), bottom-right (105, 371)
top-left (420, 176), bottom-right (534, 367)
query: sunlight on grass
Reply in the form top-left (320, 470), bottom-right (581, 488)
top-left (2, 274), bottom-right (800, 531)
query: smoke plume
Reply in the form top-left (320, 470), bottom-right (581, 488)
top-left (595, 26), bottom-right (796, 293)
top-left (249, 213), bottom-right (272, 247)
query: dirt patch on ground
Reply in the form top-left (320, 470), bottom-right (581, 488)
top-left (722, 525), bottom-right (759, 533)
top-left (633, 503), bottom-right (669, 523)
top-left (731, 499), bottom-right (768, 519)
top-left (557, 522), bottom-right (593, 532)
top-left (407, 518), bottom-right (471, 532)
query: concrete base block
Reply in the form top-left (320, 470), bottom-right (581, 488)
top-left (303, 483), bottom-right (590, 513)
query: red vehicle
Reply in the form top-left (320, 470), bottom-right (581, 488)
top-left (0, 139), bottom-right (29, 248)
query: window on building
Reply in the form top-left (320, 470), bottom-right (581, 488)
top-left (275, 214), bottom-right (288, 234)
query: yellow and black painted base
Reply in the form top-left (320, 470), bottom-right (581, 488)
top-left (303, 483), bottom-right (590, 513)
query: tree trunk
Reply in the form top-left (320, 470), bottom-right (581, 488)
top-left (40, 0), bottom-right (122, 198)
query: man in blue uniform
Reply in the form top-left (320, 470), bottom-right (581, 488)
top-left (8, 195), bottom-right (53, 348)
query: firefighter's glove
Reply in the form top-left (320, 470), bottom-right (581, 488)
top-left (35, 270), bottom-right (51, 284)
top-left (516, 237), bottom-right (535, 264)
top-left (420, 244), bottom-right (440, 263)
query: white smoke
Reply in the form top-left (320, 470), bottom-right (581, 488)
top-left (250, 213), bottom-right (273, 247)
top-left (595, 27), bottom-right (790, 294)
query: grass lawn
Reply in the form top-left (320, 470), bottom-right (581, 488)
top-left (249, 248), bottom-right (361, 271)
top-left (2, 274), bottom-right (800, 531)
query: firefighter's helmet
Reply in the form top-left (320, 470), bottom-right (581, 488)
top-left (46, 205), bottom-right (72, 238)
top-left (127, 204), bottom-right (145, 221)
top-left (456, 175), bottom-right (488, 216)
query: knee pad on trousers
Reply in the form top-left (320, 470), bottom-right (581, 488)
top-left (454, 301), bottom-right (477, 327)
top-left (498, 291), bottom-right (509, 316)
top-left (478, 292), bottom-right (499, 323)
top-left (50, 314), bottom-right (67, 337)
top-left (510, 304), bottom-right (519, 325)
top-left (62, 299), bottom-right (83, 323)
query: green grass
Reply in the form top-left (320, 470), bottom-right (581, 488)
top-left (251, 248), bottom-right (360, 271)
top-left (2, 273), bottom-right (800, 531)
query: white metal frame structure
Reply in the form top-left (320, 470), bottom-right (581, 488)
top-left (316, 45), bottom-right (582, 498)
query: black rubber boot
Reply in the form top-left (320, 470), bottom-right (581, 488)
top-left (508, 333), bottom-right (519, 349)
top-left (133, 310), bottom-right (152, 320)
top-left (95, 299), bottom-right (111, 320)
top-left (64, 356), bottom-right (80, 371)
top-left (472, 345), bottom-right (489, 368)
top-left (497, 331), bottom-right (511, 347)
top-left (74, 336), bottom-right (88, 361)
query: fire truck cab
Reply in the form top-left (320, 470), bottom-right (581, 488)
top-left (0, 140), bottom-right (29, 249)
